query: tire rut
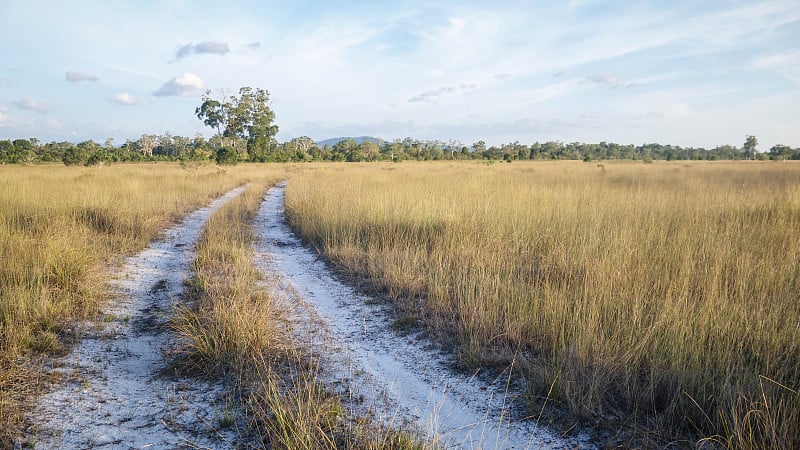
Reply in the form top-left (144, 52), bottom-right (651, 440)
top-left (24, 186), bottom-right (249, 450)
top-left (253, 182), bottom-right (595, 449)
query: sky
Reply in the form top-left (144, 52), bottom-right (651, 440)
top-left (0, 0), bottom-right (798, 150)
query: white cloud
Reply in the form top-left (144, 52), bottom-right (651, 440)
top-left (409, 86), bottom-right (455, 103)
top-left (445, 17), bottom-right (465, 38)
top-left (13, 98), bottom-right (51, 114)
top-left (65, 71), bottom-right (99, 82)
top-left (408, 83), bottom-right (478, 103)
top-left (153, 73), bottom-right (204, 97)
top-left (753, 50), bottom-right (800, 82)
top-left (173, 40), bottom-right (230, 61)
top-left (0, 106), bottom-right (11, 126)
top-left (112, 93), bottom-right (136, 105)
top-left (583, 73), bottom-right (642, 89)
top-left (40, 116), bottom-right (63, 130)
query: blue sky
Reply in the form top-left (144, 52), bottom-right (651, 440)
top-left (1, 0), bottom-right (798, 149)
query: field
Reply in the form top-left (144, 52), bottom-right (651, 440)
top-left (0, 163), bottom-right (280, 442)
top-left (1, 161), bottom-right (799, 448)
top-left (285, 161), bottom-right (800, 447)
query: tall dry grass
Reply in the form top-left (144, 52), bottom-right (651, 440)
top-left (285, 161), bottom-right (800, 447)
top-left (170, 179), bottom-right (431, 449)
top-left (0, 163), bottom-right (269, 444)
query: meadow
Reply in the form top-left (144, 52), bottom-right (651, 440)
top-left (285, 160), bottom-right (800, 448)
top-left (0, 163), bottom-right (278, 443)
top-left (2, 160), bottom-right (798, 448)
top-left (171, 180), bottom-right (428, 448)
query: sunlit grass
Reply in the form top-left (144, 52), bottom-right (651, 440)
top-left (170, 179), bottom-right (433, 448)
top-left (0, 163), bottom-right (275, 444)
top-left (285, 160), bottom-right (800, 448)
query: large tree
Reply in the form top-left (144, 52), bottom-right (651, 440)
top-left (195, 87), bottom-right (278, 159)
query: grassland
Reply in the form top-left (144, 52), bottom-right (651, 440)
top-left (0, 163), bottom-right (280, 444)
top-left (285, 160), bottom-right (800, 448)
top-left (170, 179), bottom-right (430, 448)
top-left (0, 163), bottom-right (428, 448)
top-left (4, 160), bottom-right (799, 448)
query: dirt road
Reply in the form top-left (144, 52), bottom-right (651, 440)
top-left (24, 182), bottom-right (592, 449)
top-left (26, 186), bottom-right (248, 449)
top-left (253, 183), bottom-right (593, 449)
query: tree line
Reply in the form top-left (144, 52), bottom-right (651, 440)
top-left (2, 134), bottom-right (798, 166)
top-left (2, 84), bottom-right (797, 165)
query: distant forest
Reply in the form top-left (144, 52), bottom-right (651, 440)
top-left (1, 134), bottom-right (798, 165)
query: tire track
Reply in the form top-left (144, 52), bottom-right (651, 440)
top-left (25, 186), bottom-right (248, 449)
top-left (253, 182), bottom-right (594, 449)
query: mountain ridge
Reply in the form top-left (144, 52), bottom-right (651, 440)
top-left (315, 136), bottom-right (384, 147)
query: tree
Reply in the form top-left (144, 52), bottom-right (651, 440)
top-left (62, 142), bottom-right (89, 165)
top-left (215, 147), bottom-right (239, 165)
top-left (195, 94), bottom-right (225, 137)
top-left (0, 139), bottom-right (14, 163)
top-left (196, 87), bottom-right (279, 160)
top-left (472, 140), bottom-right (487, 157)
top-left (12, 139), bottom-right (34, 164)
top-left (769, 144), bottom-right (793, 161)
top-left (743, 135), bottom-right (758, 160)
top-left (137, 134), bottom-right (155, 157)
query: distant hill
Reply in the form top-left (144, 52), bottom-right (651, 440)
top-left (316, 136), bottom-right (385, 147)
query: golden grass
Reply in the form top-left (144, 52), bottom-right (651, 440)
top-left (171, 179), bottom-right (432, 449)
top-left (169, 182), bottom-right (280, 378)
top-left (285, 160), bottom-right (800, 448)
top-left (0, 163), bottom-right (275, 444)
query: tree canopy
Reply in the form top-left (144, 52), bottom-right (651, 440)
top-left (195, 87), bottom-right (279, 160)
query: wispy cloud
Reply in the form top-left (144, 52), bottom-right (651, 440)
top-left (408, 83), bottom-right (478, 103)
top-left (409, 87), bottom-right (455, 103)
top-left (0, 77), bottom-right (15, 87)
top-left (13, 98), bottom-right (51, 114)
top-left (65, 71), bottom-right (99, 83)
top-left (583, 73), bottom-right (641, 89)
top-left (173, 40), bottom-right (230, 61)
top-left (753, 50), bottom-right (800, 82)
top-left (0, 106), bottom-right (11, 126)
top-left (153, 72), bottom-right (204, 97)
top-left (112, 92), bottom-right (136, 105)
top-left (246, 41), bottom-right (261, 50)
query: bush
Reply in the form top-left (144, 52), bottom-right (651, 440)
top-left (215, 147), bottom-right (239, 165)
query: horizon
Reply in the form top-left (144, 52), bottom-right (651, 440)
top-left (1, 0), bottom-right (799, 150)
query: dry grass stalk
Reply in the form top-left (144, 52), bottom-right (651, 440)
top-left (284, 160), bottom-right (800, 447)
top-left (170, 179), bottom-right (431, 449)
top-left (0, 163), bottom-right (277, 444)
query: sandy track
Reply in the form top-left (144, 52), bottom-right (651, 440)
top-left (24, 186), bottom-right (248, 450)
top-left (253, 183), bottom-right (594, 449)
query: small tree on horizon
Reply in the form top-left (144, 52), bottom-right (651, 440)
top-left (743, 135), bottom-right (758, 160)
